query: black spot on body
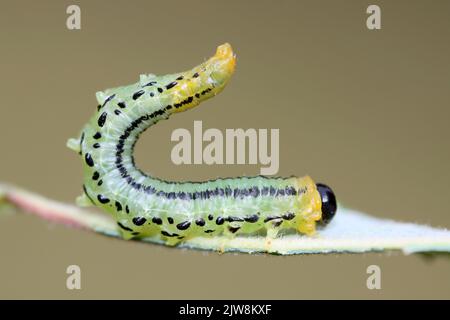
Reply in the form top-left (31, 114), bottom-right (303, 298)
top-left (165, 81), bottom-right (177, 90)
top-left (118, 102), bottom-right (126, 109)
top-left (195, 218), bottom-right (205, 226)
top-left (132, 217), bottom-right (147, 226)
top-left (167, 217), bottom-right (174, 224)
top-left (132, 90), bottom-right (145, 100)
top-left (282, 212), bottom-right (295, 220)
top-left (115, 201), bottom-right (122, 212)
top-left (98, 112), bottom-right (107, 127)
top-left (208, 214), bottom-right (214, 221)
top-left (97, 194), bottom-right (110, 204)
top-left (244, 214), bottom-right (259, 223)
top-left (228, 226), bottom-right (240, 234)
top-left (114, 109), bottom-right (121, 115)
top-left (157, 87), bottom-right (163, 93)
top-left (93, 132), bottom-right (102, 139)
top-left (216, 217), bottom-right (224, 225)
top-left (92, 171), bottom-right (100, 180)
top-left (176, 221), bottom-right (191, 230)
top-left (85, 153), bottom-right (94, 167)
top-left (205, 230), bottom-right (214, 233)
top-left (97, 179), bottom-right (103, 186)
top-left (93, 143), bottom-right (100, 149)
top-left (152, 217), bottom-right (162, 225)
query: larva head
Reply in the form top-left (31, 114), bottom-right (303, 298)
top-left (316, 183), bottom-right (337, 225)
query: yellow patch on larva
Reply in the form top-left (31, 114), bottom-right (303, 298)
top-left (294, 176), bottom-right (322, 235)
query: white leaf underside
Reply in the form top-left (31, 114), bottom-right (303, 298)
top-left (1, 183), bottom-right (450, 255)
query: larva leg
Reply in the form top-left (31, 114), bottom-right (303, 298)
top-left (222, 222), bottom-right (242, 238)
top-left (164, 237), bottom-right (183, 247)
top-left (266, 221), bottom-right (282, 239)
top-left (68, 43), bottom-right (337, 246)
top-left (119, 230), bottom-right (135, 241)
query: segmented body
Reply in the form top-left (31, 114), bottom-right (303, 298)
top-left (67, 44), bottom-right (323, 245)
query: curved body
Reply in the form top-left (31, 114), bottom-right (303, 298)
top-left (67, 44), bottom-right (325, 245)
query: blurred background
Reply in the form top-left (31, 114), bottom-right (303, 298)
top-left (0, 0), bottom-right (449, 298)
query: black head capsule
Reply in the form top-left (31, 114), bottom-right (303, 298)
top-left (316, 183), bottom-right (337, 225)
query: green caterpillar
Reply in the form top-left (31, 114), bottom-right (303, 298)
top-left (67, 43), bottom-right (337, 246)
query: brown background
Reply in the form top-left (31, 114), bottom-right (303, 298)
top-left (0, 0), bottom-right (449, 299)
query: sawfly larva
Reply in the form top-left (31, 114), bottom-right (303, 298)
top-left (67, 43), bottom-right (337, 246)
